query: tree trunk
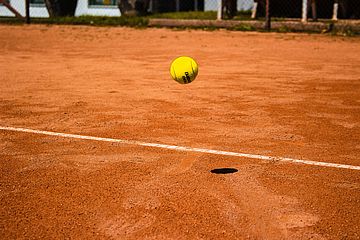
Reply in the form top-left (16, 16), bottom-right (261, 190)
top-left (118, 0), bottom-right (150, 16)
top-left (44, 0), bottom-right (77, 17)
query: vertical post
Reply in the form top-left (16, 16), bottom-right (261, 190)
top-left (332, 2), bottom-right (338, 20)
top-left (302, 0), bottom-right (308, 22)
top-left (217, 0), bottom-right (222, 20)
top-left (194, 0), bottom-right (198, 11)
top-left (311, 0), bottom-right (317, 21)
top-left (175, 0), bottom-right (180, 12)
top-left (149, 0), bottom-right (153, 13)
top-left (151, 0), bottom-right (159, 13)
top-left (25, 0), bottom-right (30, 24)
top-left (265, 0), bottom-right (271, 31)
top-left (251, 2), bottom-right (258, 19)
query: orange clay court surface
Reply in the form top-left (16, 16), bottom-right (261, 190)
top-left (0, 25), bottom-right (360, 239)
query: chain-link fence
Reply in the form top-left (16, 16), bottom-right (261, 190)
top-left (148, 0), bottom-right (253, 13)
top-left (1, 0), bottom-right (359, 22)
top-left (253, 0), bottom-right (360, 20)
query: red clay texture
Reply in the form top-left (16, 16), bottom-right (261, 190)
top-left (0, 25), bottom-right (360, 239)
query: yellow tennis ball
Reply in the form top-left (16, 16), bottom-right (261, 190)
top-left (170, 56), bottom-right (198, 84)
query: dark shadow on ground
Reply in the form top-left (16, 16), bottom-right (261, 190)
top-left (210, 168), bottom-right (238, 174)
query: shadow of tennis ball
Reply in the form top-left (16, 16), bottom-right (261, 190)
top-left (210, 168), bottom-right (238, 174)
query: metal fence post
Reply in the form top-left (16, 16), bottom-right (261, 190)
top-left (302, 0), bottom-right (308, 22)
top-left (251, 2), bottom-right (258, 19)
top-left (25, 0), bottom-right (30, 24)
top-left (332, 2), bottom-right (339, 20)
top-left (265, 0), bottom-right (271, 30)
top-left (217, 0), bottom-right (222, 20)
top-left (175, 0), bottom-right (180, 12)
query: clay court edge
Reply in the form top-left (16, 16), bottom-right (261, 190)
top-left (1, 126), bottom-right (360, 171)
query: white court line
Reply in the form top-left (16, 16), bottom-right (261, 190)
top-left (1, 126), bottom-right (360, 171)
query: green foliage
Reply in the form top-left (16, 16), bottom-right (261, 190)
top-left (0, 15), bottom-right (148, 27)
top-left (0, 17), bottom-right (25, 24)
top-left (150, 10), bottom-right (253, 21)
top-left (0, 15), bottom-right (358, 35)
top-left (277, 25), bottom-right (290, 32)
top-left (150, 11), bottom-right (217, 20)
top-left (232, 10), bottom-right (252, 21)
top-left (330, 28), bottom-right (357, 37)
top-left (231, 24), bottom-right (255, 31)
top-left (35, 15), bottom-right (149, 27)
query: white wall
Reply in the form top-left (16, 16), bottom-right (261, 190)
top-left (0, 4), bottom-right (15, 17)
top-left (205, 0), bottom-right (254, 11)
top-left (30, 4), bottom-right (49, 17)
top-left (0, 0), bottom-right (49, 17)
top-left (75, 0), bottom-right (121, 16)
top-left (0, 0), bottom-right (121, 18)
top-left (2, 0), bottom-right (253, 18)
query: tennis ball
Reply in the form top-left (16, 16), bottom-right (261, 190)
top-left (170, 56), bottom-right (198, 84)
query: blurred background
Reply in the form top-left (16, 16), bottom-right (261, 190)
top-left (0, 0), bottom-right (359, 23)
